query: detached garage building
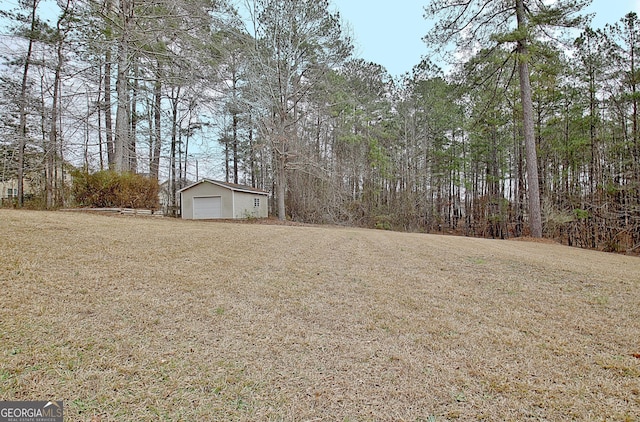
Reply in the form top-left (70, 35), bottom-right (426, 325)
top-left (179, 179), bottom-right (269, 220)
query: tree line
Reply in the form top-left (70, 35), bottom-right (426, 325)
top-left (1, 0), bottom-right (638, 252)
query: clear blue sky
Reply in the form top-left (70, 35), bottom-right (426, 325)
top-left (331, 0), bottom-right (640, 77)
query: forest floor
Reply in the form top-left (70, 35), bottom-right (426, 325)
top-left (1, 209), bottom-right (639, 421)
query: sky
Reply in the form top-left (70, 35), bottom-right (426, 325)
top-left (331, 0), bottom-right (640, 78)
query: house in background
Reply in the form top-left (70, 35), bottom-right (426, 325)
top-left (1, 147), bottom-right (74, 207)
top-left (1, 181), bottom-right (17, 200)
top-left (179, 179), bottom-right (268, 220)
top-left (0, 179), bottom-right (28, 205)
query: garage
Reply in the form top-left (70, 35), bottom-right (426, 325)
top-left (179, 179), bottom-right (269, 220)
top-left (192, 196), bottom-right (221, 219)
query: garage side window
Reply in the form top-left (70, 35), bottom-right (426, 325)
top-left (254, 198), bottom-right (260, 207)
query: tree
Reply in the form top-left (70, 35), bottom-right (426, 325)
top-left (213, 26), bottom-right (253, 185)
top-left (334, 60), bottom-right (394, 216)
top-left (14, 0), bottom-right (40, 207)
top-left (423, 0), bottom-right (591, 237)
top-left (607, 13), bottom-right (640, 193)
top-left (244, 0), bottom-right (352, 220)
top-left (456, 47), bottom-right (517, 238)
top-left (112, 0), bottom-right (134, 172)
top-left (598, 13), bottom-right (640, 250)
top-left (44, 0), bottom-right (76, 208)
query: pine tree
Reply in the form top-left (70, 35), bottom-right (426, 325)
top-left (424, 0), bottom-right (591, 237)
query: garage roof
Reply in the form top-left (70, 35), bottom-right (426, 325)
top-left (178, 179), bottom-right (269, 195)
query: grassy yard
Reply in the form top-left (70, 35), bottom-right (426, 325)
top-left (1, 209), bottom-right (639, 421)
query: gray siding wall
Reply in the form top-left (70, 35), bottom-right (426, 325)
top-left (180, 181), bottom-right (268, 219)
top-left (233, 191), bottom-right (268, 218)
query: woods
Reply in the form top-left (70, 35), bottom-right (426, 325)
top-left (1, 0), bottom-right (639, 252)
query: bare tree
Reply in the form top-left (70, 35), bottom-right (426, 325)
top-left (44, 0), bottom-right (75, 208)
top-left (244, 0), bottom-right (352, 220)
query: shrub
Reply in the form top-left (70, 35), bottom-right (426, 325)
top-left (374, 214), bottom-right (393, 230)
top-left (71, 170), bottom-right (159, 209)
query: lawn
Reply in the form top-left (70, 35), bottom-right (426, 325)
top-left (1, 209), bottom-right (639, 421)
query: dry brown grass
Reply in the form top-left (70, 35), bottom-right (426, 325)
top-left (1, 209), bottom-right (639, 421)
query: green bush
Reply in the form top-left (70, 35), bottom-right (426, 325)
top-left (374, 214), bottom-right (393, 230)
top-left (71, 170), bottom-right (159, 209)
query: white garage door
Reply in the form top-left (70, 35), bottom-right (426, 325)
top-left (193, 196), bottom-right (221, 219)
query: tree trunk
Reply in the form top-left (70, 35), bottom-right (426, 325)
top-left (104, 0), bottom-right (115, 168)
top-left (114, 0), bottom-right (132, 172)
top-left (231, 67), bottom-right (239, 184)
top-left (46, 0), bottom-right (71, 208)
top-left (233, 113), bottom-right (239, 184)
top-left (104, 56), bottom-right (115, 168)
top-left (17, 0), bottom-right (39, 208)
top-left (516, 0), bottom-right (543, 238)
top-left (248, 113), bottom-right (256, 187)
top-left (276, 151), bottom-right (286, 220)
top-left (47, 37), bottom-right (63, 208)
top-left (98, 64), bottom-right (104, 171)
top-left (115, 42), bottom-right (130, 172)
top-left (129, 59), bottom-right (139, 173)
top-left (150, 66), bottom-right (162, 180)
top-left (169, 86), bottom-right (180, 215)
